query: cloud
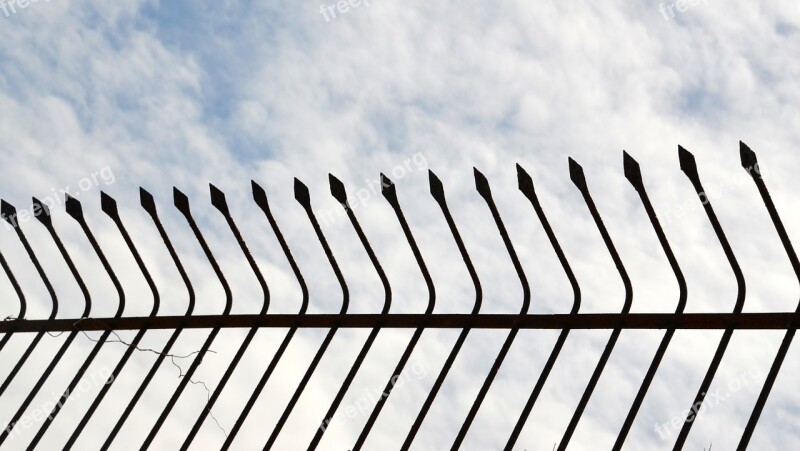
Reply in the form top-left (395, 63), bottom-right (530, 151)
top-left (0, 0), bottom-right (798, 449)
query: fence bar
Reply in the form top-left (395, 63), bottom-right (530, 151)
top-left (558, 158), bottom-right (633, 451)
top-left (673, 146), bottom-right (746, 450)
top-left (613, 152), bottom-right (687, 450)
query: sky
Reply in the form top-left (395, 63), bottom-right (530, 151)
top-left (0, 0), bottom-right (799, 449)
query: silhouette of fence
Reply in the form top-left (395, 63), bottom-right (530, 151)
top-left (0, 142), bottom-right (792, 450)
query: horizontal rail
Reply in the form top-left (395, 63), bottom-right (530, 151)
top-left (1, 312), bottom-right (799, 333)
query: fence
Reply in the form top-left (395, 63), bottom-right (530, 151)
top-left (0, 142), bottom-right (794, 450)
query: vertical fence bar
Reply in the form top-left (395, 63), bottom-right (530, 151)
top-left (451, 168), bottom-right (531, 450)
top-left (401, 170), bottom-right (482, 451)
top-left (221, 180), bottom-right (308, 450)
top-left (737, 142), bottom-right (798, 449)
top-left (0, 198), bottom-right (89, 446)
top-left (558, 158), bottom-right (633, 451)
top-left (263, 178), bottom-right (349, 450)
top-left (102, 188), bottom-right (196, 449)
top-left (139, 188), bottom-right (233, 450)
top-left (0, 201), bottom-right (57, 398)
top-left (506, 163), bottom-right (581, 450)
top-left (352, 174), bottom-right (435, 450)
top-left (306, 174), bottom-right (392, 450)
top-left (673, 146), bottom-right (746, 450)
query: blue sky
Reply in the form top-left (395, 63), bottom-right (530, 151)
top-left (0, 0), bottom-right (799, 449)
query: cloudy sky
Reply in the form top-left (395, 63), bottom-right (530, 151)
top-left (0, 0), bottom-right (798, 449)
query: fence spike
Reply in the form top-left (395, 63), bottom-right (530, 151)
top-left (221, 180), bottom-right (309, 450)
top-left (140, 187), bottom-right (233, 449)
top-left (614, 151), bottom-right (687, 450)
top-left (263, 177), bottom-right (350, 450)
top-left (29, 193), bottom-right (126, 448)
top-left (65, 191), bottom-right (160, 449)
top-left (102, 187), bottom-right (197, 449)
top-left (559, 158), bottom-right (632, 451)
top-left (181, 183), bottom-right (273, 449)
top-left (506, 163), bottom-right (582, 449)
top-left (306, 174), bottom-right (392, 450)
top-left (0, 197), bottom-right (91, 446)
top-left (0, 200), bottom-right (57, 398)
top-left (401, 169), bottom-right (483, 451)
top-left (353, 173), bottom-right (435, 450)
top-left (673, 145), bottom-right (746, 450)
top-left (452, 167), bottom-right (531, 450)
top-left (738, 141), bottom-right (798, 449)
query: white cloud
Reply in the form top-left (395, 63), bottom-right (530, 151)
top-left (0, 0), bottom-right (798, 449)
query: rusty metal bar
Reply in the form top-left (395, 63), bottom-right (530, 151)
top-left (180, 184), bottom-right (270, 450)
top-left (0, 247), bottom-right (24, 353)
top-left (65, 192), bottom-right (156, 450)
top-left (0, 198), bottom-right (89, 446)
top-left (28, 194), bottom-right (125, 449)
top-left (0, 201), bottom-right (56, 399)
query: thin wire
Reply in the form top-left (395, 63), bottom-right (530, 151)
top-left (0, 197), bottom-right (90, 446)
top-left (101, 187), bottom-right (196, 450)
top-left (65, 192), bottom-right (160, 449)
top-left (28, 194), bottom-right (126, 449)
top-left (139, 187), bottom-right (232, 450)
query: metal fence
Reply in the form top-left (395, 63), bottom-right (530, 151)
top-left (0, 142), bottom-right (795, 450)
